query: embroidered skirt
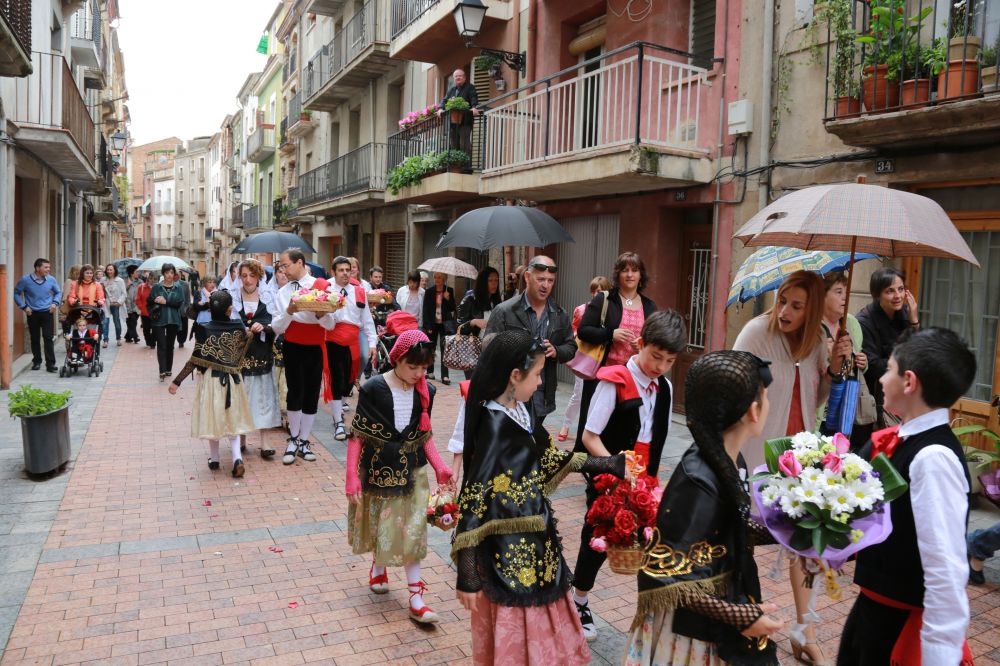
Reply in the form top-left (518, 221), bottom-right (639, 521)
top-left (470, 590), bottom-right (590, 666)
top-left (348, 468), bottom-right (428, 566)
top-left (273, 366), bottom-right (287, 412)
top-left (191, 373), bottom-right (255, 440)
top-left (243, 373), bottom-right (282, 429)
top-left (624, 609), bottom-right (725, 666)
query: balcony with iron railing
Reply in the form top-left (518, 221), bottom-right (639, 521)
top-left (195, 196), bottom-right (206, 216)
top-left (154, 202), bottom-right (174, 215)
top-left (385, 112), bottom-right (486, 204)
top-left (243, 203), bottom-right (273, 231)
top-left (478, 42), bottom-right (715, 201)
top-left (10, 52), bottom-right (97, 185)
top-left (297, 142), bottom-right (387, 214)
top-left (822, 0), bottom-right (1000, 149)
top-left (173, 236), bottom-right (188, 252)
top-left (389, 0), bottom-right (513, 62)
top-left (68, 0), bottom-right (101, 70)
top-left (279, 116), bottom-right (296, 155)
top-left (0, 0), bottom-right (32, 76)
top-left (286, 91), bottom-right (315, 138)
top-left (153, 236), bottom-right (172, 250)
top-left (247, 124), bottom-right (276, 163)
top-left (282, 48), bottom-right (298, 82)
top-left (140, 240), bottom-right (153, 254)
top-left (231, 205), bottom-right (244, 227)
top-left (306, 0), bottom-right (347, 17)
top-left (303, 0), bottom-right (392, 112)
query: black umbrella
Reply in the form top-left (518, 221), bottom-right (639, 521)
top-left (233, 231), bottom-right (316, 255)
top-left (436, 205), bottom-right (574, 250)
top-left (111, 257), bottom-right (142, 275)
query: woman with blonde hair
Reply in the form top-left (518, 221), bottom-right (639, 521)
top-left (733, 269), bottom-right (852, 666)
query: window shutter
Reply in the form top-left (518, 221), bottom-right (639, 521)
top-left (690, 0), bottom-right (716, 69)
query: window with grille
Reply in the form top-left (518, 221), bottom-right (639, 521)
top-left (688, 247), bottom-right (711, 349)
top-left (379, 231), bottom-right (406, 289)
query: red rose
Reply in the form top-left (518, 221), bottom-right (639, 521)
top-left (609, 526), bottom-right (633, 546)
top-left (630, 488), bottom-right (656, 517)
top-left (587, 495), bottom-right (617, 523)
top-left (613, 482), bottom-right (630, 502)
top-left (593, 525), bottom-right (607, 539)
top-left (593, 474), bottom-right (618, 493)
top-left (613, 508), bottom-right (637, 538)
top-left (637, 506), bottom-right (657, 527)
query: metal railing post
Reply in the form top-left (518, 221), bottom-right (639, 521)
top-left (635, 43), bottom-right (645, 144)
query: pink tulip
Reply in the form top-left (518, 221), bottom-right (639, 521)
top-left (643, 527), bottom-right (654, 542)
top-left (651, 485), bottom-right (664, 503)
top-left (822, 452), bottom-right (843, 474)
top-left (832, 432), bottom-right (850, 454)
top-left (589, 537), bottom-right (607, 553)
top-left (778, 450), bottom-right (803, 478)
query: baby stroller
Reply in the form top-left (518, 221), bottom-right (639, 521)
top-left (373, 311), bottom-right (419, 375)
top-left (60, 305), bottom-right (104, 378)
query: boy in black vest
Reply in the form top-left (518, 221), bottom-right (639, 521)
top-left (572, 310), bottom-right (686, 640)
top-left (838, 327), bottom-right (976, 666)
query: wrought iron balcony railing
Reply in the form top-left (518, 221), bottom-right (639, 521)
top-left (1, 0), bottom-right (32, 55)
top-left (298, 142), bottom-right (387, 207)
top-left (387, 112), bottom-right (485, 172)
top-left (390, 0), bottom-right (438, 39)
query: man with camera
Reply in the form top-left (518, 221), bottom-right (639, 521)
top-left (485, 256), bottom-right (576, 428)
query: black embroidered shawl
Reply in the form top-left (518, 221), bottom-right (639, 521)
top-left (190, 320), bottom-right (251, 378)
top-left (236, 298), bottom-right (275, 376)
top-left (351, 375), bottom-right (436, 497)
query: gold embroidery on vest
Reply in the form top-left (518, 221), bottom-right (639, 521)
top-left (642, 530), bottom-right (728, 578)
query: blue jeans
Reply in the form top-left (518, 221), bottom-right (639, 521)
top-left (968, 521), bottom-right (1000, 561)
top-left (101, 306), bottom-right (121, 341)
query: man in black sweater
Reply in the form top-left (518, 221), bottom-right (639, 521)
top-left (437, 68), bottom-right (480, 161)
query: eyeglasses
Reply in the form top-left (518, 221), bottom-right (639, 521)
top-left (276, 262), bottom-right (291, 271)
top-left (529, 262), bottom-right (558, 274)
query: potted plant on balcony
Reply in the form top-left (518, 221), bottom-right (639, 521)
top-left (947, 0), bottom-right (982, 62)
top-left (856, 1), bottom-right (933, 112)
top-left (822, 0), bottom-right (861, 117)
top-left (475, 53), bottom-right (502, 78)
top-left (899, 42), bottom-right (932, 108)
top-left (445, 96), bottom-right (471, 124)
top-left (9, 385), bottom-right (72, 475)
top-left (300, 109), bottom-right (313, 122)
top-left (981, 39), bottom-right (999, 93)
top-left (927, 34), bottom-right (981, 100)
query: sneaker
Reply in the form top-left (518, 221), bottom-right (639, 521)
top-left (282, 438), bottom-right (299, 465)
top-left (343, 401), bottom-right (351, 412)
top-left (296, 440), bottom-right (317, 462)
top-left (116, 340), bottom-right (122, 346)
top-left (208, 459), bottom-right (220, 470)
top-left (576, 600), bottom-right (598, 641)
top-left (232, 459), bottom-right (245, 478)
top-left (334, 421), bottom-right (347, 441)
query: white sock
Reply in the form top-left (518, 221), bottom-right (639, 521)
top-left (405, 562), bottom-right (424, 610)
top-left (230, 436), bottom-right (242, 462)
top-left (372, 562), bottom-right (385, 577)
top-left (287, 410), bottom-right (302, 439)
top-left (331, 400), bottom-right (343, 425)
top-left (299, 413), bottom-right (316, 442)
top-left (208, 439), bottom-right (220, 462)
top-left (574, 591), bottom-right (589, 606)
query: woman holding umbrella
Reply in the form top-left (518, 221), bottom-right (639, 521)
top-left (422, 272), bottom-right (456, 385)
top-left (733, 269), bottom-right (852, 666)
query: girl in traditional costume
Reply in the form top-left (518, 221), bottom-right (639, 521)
top-left (345, 329), bottom-right (453, 624)
top-left (169, 290), bottom-right (255, 478)
top-left (625, 350), bottom-right (783, 666)
top-left (452, 330), bottom-right (629, 666)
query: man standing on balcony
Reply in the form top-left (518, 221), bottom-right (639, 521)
top-left (14, 258), bottom-right (62, 372)
top-left (438, 68), bottom-right (480, 169)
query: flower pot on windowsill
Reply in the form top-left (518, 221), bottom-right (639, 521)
top-left (948, 36), bottom-right (981, 63)
top-left (449, 109), bottom-right (464, 124)
top-left (937, 60), bottom-right (981, 101)
top-left (861, 64), bottom-right (900, 113)
top-left (899, 78), bottom-right (931, 109)
top-left (834, 96), bottom-right (861, 118)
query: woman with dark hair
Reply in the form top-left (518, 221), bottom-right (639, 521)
top-left (148, 263), bottom-right (185, 381)
top-left (68, 264), bottom-right (106, 342)
top-left (452, 329), bottom-right (628, 665)
top-left (457, 266), bottom-right (501, 378)
top-left (733, 269), bottom-right (851, 666)
top-left (624, 351), bottom-right (782, 665)
top-left (573, 252), bottom-right (657, 448)
top-left (857, 266), bottom-right (920, 428)
top-left (396, 270), bottom-right (425, 328)
top-left (422, 272), bottom-right (456, 385)
top-left (101, 263), bottom-right (126, 347)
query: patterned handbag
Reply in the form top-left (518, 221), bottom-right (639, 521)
top-left (443, 323), bottom-right (482, 370)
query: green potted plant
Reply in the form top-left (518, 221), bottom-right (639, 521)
top-left (821, 0), bottom-right (861, 116)
top-left (300, 109), bottom-right (313, 122)
top-left (947, 0), bottom-right (982, 61)
top-left (445, 96), bottom-right (471, 124)
top-left (981, 40), bottom-right (999, 92)
top-left (899, 42), bottom-right (932, 108)
top-left (857, 1), bottom-right (933, 111)
top-left (954, 422), bottom-right (1000, 496)
top-left (9, 385), bottom-right (72, 475)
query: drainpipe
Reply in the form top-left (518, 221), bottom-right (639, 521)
top-left (526, 0), bottom-right (537, 83)
top-left (758, 0), bottom-right (774, 215)
top-left (0, 131), bottom-right (9, 388)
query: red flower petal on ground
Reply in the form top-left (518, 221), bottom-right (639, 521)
top-left (288, 601), bottom-right (298, 609)
top-left (201, 500), bottom-right (212, 506)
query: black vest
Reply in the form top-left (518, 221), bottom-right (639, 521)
top-left (854, 424), bottom-right (970, 606)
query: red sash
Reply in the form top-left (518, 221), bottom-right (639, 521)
top-left (860, 588), bottom-right (975, 666)
top-left (285, 320), bottom-right (333, 402)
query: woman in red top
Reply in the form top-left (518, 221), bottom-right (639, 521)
top-left (69, 264), bottom-right (106, 309)
top-left (136, 273), bottom-right (156, 348)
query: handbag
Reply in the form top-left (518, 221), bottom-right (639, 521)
top-left (824, 365), bottom-right (861, 438)
top-left (443, 323), bottom-right (482, 370)
top-left (566, 291), bottom-right (610, 380)
top-left (854, 371), bottom-right (877, 426)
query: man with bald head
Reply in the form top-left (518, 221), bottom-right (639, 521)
top-left (438, 68), bottom-right (479, 163)
top-left (485, 256), bottom-right (576, 427)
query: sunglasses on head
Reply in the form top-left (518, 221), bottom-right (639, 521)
top-left (530, 262), bottom-right (558, 274)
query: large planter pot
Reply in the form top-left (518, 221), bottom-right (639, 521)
top-left (937, 60), bottom-right (981, 100)
top-left (834, 96), bottom-right (861, 117)
top-left (449, 109), bottom-right (465, 124)
top-left (982, 65), bottom-right (999, 94)
top-left (19, 403), bottom-right (71, 475)
top-left (949, 36), bottom-right (981, 62)
top-left (862, 65), bottom-right (900, 112)
top-left (900, 78), bottom-right (931, 108)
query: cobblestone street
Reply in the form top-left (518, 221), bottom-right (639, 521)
top-left (1, 344), bottom-right (1000, 665)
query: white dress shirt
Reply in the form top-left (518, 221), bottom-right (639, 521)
top-left (898, 407), bottom-right (970, 665)
top-left (448, 396), bottom-right (467, 454)
top-left (331, 281), bottom-right (377, 350)
top-left (584, 357), bottom-right (671, 443)
top-left (270, 274), bottom-right (336, 335)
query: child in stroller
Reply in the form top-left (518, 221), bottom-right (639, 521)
top-left (61, 306), bottom-right (103, 377)
top-left (373, 311), bottom-right (420, 375)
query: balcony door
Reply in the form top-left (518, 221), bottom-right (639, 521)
top-left (577, 46), bottom-right (604, 151)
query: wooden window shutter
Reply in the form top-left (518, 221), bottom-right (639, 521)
top-left (690, 0), bottom-right (716, 69)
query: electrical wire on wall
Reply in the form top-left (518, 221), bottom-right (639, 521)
top-left (608, 0), bottom-right (653, 22)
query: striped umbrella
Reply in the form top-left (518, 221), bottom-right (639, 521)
top-left (727, 247), bottom-right (881, 307)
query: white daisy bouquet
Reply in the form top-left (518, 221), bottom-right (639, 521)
top-left (751, 431), bottom-right (908, 568)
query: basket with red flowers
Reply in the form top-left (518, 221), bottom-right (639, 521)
top-left (426, 492), bottom-right (460, 531)
top-left (585, 472), bottom-right (662, 575)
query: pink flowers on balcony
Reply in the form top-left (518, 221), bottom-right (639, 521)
top-left (398, 103), bottom-right (441, 130)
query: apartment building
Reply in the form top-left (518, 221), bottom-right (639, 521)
top-left (172, 136), bottom-right (212, 274)
top-left (151, 164), bottom-right (176, 253)
top-left (129, 138), bottom-right (180, 258)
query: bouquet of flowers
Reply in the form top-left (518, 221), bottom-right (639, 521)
top-left (289, 288), bottom-right (346, 314)
top-left (585, 472), bottom-right (661, 574)
top-left (426, 492), bottom-right (459, 531)
top-left (367, 289), bottom-right (393, 305)
top-left (752, 431), bottom-right (908, 569)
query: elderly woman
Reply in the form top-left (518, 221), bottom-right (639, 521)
top-left (228, 259), bottom-right (282, 458)
top-left (734, 269), bottom-right (852, 666)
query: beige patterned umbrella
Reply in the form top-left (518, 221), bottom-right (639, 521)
top-left (418, 256), bottom-right (479, 280)
top-left (732, 181), bottom-right (979, 326)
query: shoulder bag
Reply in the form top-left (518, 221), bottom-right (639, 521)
top-left (443, 322), bottom-right (482, 371)
top-left (565, 291), bottom-right (610, 380)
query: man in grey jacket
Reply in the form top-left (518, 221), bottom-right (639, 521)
top-left (485, 256), bottom-right (576, 426)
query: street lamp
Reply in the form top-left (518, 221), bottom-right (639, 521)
top-left (110, 130), bottom-right (127, 152)
top-left (452, 0), bottom-right (526, 77)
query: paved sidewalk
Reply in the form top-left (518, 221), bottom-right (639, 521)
top-left (0, 341), bottom-right (998, 665)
